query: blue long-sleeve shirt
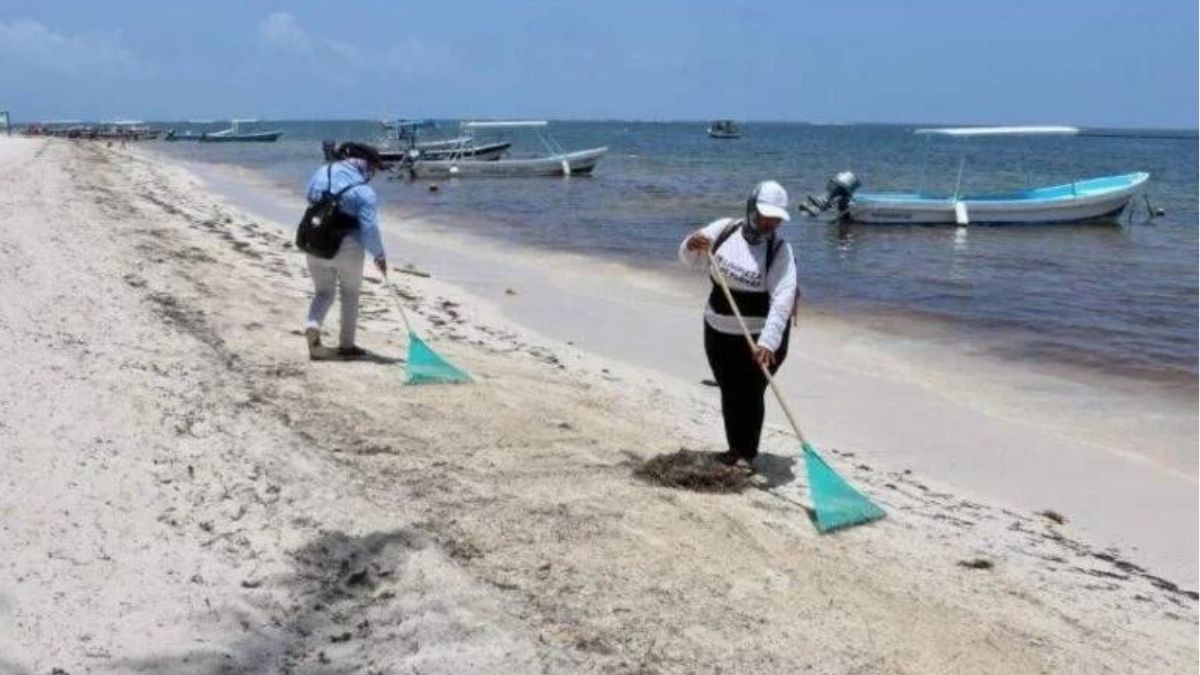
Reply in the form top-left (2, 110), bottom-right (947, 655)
top-left (305, 161), bottom-right (386, 260)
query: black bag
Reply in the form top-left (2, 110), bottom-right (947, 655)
top-left (295, 164), bottom-right (364, 259)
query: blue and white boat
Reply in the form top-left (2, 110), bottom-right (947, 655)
top-left (800, 126), bottom-right (1149, 225)
top-left (197, 119), bottom-right (282, 143)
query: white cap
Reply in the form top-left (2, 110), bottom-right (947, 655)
top-left (753, 180), bottom-right (790, 221)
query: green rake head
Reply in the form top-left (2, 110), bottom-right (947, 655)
top-left (406, 333), bottom-right (472, 385)
top-left (803, 442), bottom-right (886, 533)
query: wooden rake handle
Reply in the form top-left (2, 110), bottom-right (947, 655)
top-left (705, 250), bottom-right (810, 448)
top-left (383, 274), bottom-right (415, 334)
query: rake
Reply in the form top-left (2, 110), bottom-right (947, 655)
top-left (706, 251), bottom-right (885, 533)
top-left (385, 276), bottom-right (472, 385)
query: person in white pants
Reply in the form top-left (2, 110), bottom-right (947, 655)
top-left (306, 237), bottom-right (367, 353)
top-left (303, 142), bottom-right (388, 359)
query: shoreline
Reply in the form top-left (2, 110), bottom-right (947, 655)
top-left (178, 148), bottom-right (1200, 387)
top-left (178, 152), bottom-right (1197, 580)
top-left (3, 137), bottom-right (1195, 672)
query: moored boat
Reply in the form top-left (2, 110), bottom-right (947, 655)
top-left (378, 141), bottom-right (511, 163)
top-left (193, 119), bottom-right (283, 143)
top-left (378, 119), bottom-right (511, 162)
top-left (798, 126), bottom-right (1150, 225)
top-left (400, 121), bottom-right (608, 178)
top-left (409, 146), bottom-right (608, 178)
top-left (847, 173), bottom-right (1150, 225)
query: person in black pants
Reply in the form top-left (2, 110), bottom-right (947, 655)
top-left (703, 320), bottom-right (791, 466)
top-left (679, 181), bottom-right (798, 470)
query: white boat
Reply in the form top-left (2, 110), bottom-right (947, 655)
top-left (378, 119), bottom-right (511, 161)
top-left (403, 121), bottom-right (608, 178)
top-left (708, 119), bottom-right (740, 139)
top-left (410, 147), bottom-right (608, 178)
top-left (799, 126), bottom-right (1150, 225)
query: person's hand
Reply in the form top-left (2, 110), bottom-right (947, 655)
top-left (685, 232), bottom-right (712, 253)
top-left (753, 345), bottom-right (776, 369)
top-left (374, 256), bottom-right (387, 275)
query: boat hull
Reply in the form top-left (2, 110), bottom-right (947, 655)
top-left (380, 141), bottom-right (511, 163)
top-left (199, 131), bottom-right (283, 143)
top-left (408, 147), bottom-right (608, 178)
top-left (848, 173), bottom-right (1149, 225)
top-left (415, 136), bottom-right (472, 151)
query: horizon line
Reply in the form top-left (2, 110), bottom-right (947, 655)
top-left (8, 116), bottom-right (1198, 133)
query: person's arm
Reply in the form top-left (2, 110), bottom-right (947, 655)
top-left (678, 218), bottom-right (733, 269)
top-left (351, 186), bottom-right (387, 272)
top-left (756, 242), bottom-right (798, 357)
top-left (305, 166), bottom-right (325, 203)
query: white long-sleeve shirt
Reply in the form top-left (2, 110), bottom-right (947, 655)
top-left (679, 217), bottom-right (797, 352)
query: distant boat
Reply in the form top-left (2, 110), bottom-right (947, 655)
top-left (96, 120), bottom-right (160, 140)
top-left (200, 130), bottom-right (282, 142)
top-left (200, 119), bottom-right (283, 143)
top-left (798, 126), bottom-right (1150, 225)
top-left (163, 130), bottom-right (200, 142)
top-left (708, 119), bottom-right (740, 139)
top-left (400, 121), bottom-right (608, 178)
top-left (166, 119), bottom-right (281, 142)
top-left (170, 119), bottom-right (283, 143)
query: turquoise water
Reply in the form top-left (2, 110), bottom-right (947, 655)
top-left (152, 120), bottom-right (1199, 385)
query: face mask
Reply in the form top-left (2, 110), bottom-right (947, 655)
top-left (741, 219), bottom-right (764, 245)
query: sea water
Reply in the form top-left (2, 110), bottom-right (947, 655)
top-left (152, 120), bottom-right (1198, 391)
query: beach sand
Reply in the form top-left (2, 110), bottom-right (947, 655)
top-left (196, 155), bottom-right (1199, 587)
top-left (0, 137), bottom-right (1195, 674)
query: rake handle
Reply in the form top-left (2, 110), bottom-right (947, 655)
top-left (706, 250), bottom-right (810, 448)
top-left (383, 274), bottom-right (415, 334)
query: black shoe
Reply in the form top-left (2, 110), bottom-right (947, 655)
top-left (713, 451), bottom-right (739, 467)
top-left (336, 345), bottom-right (369, 359)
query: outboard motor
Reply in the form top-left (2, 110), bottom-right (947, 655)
top-left (798, 171), bottom-right (861, 218)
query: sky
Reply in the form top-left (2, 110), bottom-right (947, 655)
top-left (1, 0), bottom-right (1196, 128)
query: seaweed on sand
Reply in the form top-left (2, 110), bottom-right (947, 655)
top-left (633, 449), bottom-right (751, 493)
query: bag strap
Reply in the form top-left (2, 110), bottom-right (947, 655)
top-left (324, 162), bottom-right (365, 201)
top-left (711, 218), bottom-right (740, 254)
top-left (765, 237), bottom-right (783, 278)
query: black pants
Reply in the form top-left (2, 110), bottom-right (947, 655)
top-left (704, 321), bottom-right (790, 461)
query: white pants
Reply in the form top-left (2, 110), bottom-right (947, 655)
top-left (305, 237), bottom-right (365, 348)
